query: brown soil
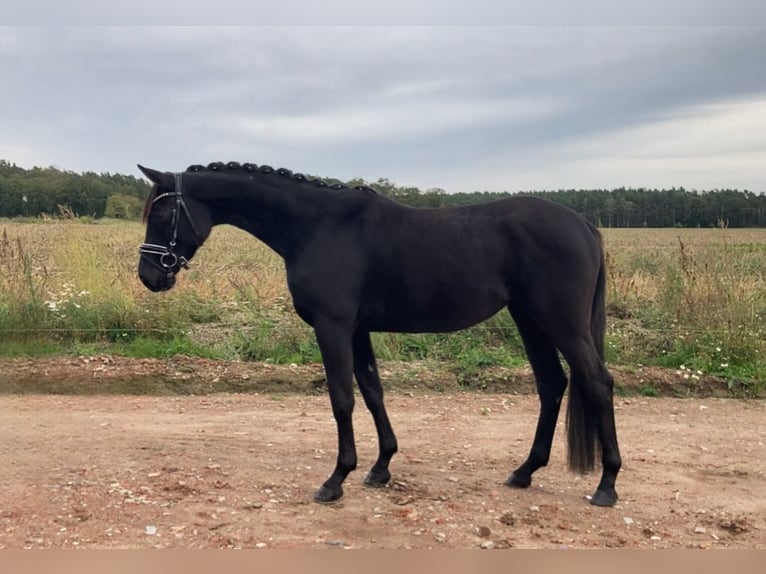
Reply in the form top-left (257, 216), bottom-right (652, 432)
top-left (0, 356), bottom-right (764, 549)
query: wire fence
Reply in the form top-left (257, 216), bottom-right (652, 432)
top-left (0, 324), bottom-right (761, 336)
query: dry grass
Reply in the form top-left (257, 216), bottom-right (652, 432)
top-left (602, 227), bottom-right (766, 325)
top-left (6, 221), bottom-right (763, 318)
top-left (600, 227), bottom-right (766, 389)
top-left (1, 219), bottom-right (765, 391)
top-left (603, 227), bottom-right (766, 301)
top-left (1, 219), bottom-right (286, 303)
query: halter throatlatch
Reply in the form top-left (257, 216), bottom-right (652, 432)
top-left (138, 173), bottom-right (201, 280)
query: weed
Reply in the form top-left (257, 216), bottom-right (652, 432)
top-left (638, 384), bottom-right (658, 397)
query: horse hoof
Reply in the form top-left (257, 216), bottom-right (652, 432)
top-left (363, 469), bottom-right (391, 488)
top-left (504, 472), bottom-right (532, 489)
top-left (589, 488), bottom-right (618, 507)
top-left (314, 484), bottom-right (343, 504)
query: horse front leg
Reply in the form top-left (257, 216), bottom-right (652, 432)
top-left (312, 321), bottom-right (357, 504)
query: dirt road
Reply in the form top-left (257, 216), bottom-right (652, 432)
top-left (1, 390), bottom-right (764, 548)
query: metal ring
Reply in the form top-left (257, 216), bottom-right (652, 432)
top-left (160, 252), bottom-right (178, 269)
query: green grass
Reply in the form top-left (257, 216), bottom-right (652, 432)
top-left (0, 338), bottom-right (69, 357)
top-left (115, 334), bottom-right (224, 360)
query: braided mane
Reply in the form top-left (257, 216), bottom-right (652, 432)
top-left (185, 161), bottom-right (377, 194)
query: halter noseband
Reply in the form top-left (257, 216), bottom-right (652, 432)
top-left (138, 173), bottom-right (201, 279)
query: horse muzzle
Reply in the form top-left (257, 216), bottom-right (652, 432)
top-left (138, 254), bottom-right (178, 292)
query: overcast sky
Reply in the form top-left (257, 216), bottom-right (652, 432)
top-left (1, 25), bottom-right (765, 193)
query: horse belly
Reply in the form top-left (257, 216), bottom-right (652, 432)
top-left (366, 282), bottom-right (508, 333)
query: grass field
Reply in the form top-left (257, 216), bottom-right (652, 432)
top-left (1, 218), bottom-right (765, 395)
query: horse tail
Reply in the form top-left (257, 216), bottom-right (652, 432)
top-left (590, 231), bottom-right (607, 361)
top-left (566, 224), bottom-right (607, 474)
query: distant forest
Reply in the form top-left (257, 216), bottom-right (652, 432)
top-left (2, 159), bottom-right (765, 227)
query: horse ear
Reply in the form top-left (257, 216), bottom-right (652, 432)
top-left (138, 164), bottom-right (173, 187)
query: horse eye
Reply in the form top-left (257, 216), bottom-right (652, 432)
top-left (151, 204), bottom-right (174, 222)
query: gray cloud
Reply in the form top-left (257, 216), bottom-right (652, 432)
top-left (6, 1), bottom-right (766, 25)
top-left (0, 26), bottom-right (764, 191)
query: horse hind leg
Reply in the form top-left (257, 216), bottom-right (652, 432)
top-left (505, 304), bottom-right (568, 489)
top-left (559, 338), bottom-right (622, 507)
top-left (352, 330), bottom-right (398, 488)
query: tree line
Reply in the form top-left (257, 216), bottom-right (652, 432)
top-left (0, 160), bottom-right (150, 220)
top-left (352, 178), bottom-right (766, 228)
top-left (2, 159), bottom-right (765, 227)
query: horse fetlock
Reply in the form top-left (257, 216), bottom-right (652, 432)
top-left (382, 441), bottom-right (398, 460)
top-left (337, 458), bottom-right (357, 475)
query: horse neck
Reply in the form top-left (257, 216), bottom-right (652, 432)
top-left (189, 173), bottom-right (330, 259)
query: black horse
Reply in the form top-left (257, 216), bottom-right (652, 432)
top-left (137, 161), bottom-right (621, 507)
